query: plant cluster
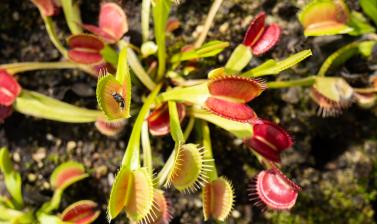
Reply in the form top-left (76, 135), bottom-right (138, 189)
top-left (0, 0), bottom-right (377, 223)
top-left (0, 147), bottom-right (99, 223)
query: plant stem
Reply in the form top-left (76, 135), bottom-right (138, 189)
top-left (42, 15), bottom-right (67, 57)
top-left (142, 0), bottom-right (151, 42)
top-left (0, 61), bottom-right (87, 74)
top-left (152, 0), bottom-right (171, 81)
top-left (191, 108), bottom-right (253, 139)
top-left (183, 117), bottom-right (196, 140)
top-left (194, 0), bottom-right (223, 48)
top-left (14, 90), bottom-right (102, 123)
top-left (127, 47), bottom-right (157, 91)
top-left (267, 76), bottom-right (316, 89)
top-left (122, 84), bottom-right (162, 170)
top-left (141, 120), bottom-right (153, 176)
top-left (199, 120), bottom-right (217, 181)
top-left (168, 101), bottom-right (185, 143)
top-left (61, 0), bottom-right (83, 34)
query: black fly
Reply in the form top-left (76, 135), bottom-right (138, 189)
top-left (111, 92), bottom-right (125, 110)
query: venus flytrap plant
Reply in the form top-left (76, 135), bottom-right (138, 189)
top-left (147, 102), bottom-right (186, 136)
top-left (107, 84), bottom-right (161, 223)
top-left (0, 70), bottom-right (102, 123)
top-left (83, 2), bottom-right (128, 44)
top-left (249, 165), bottom-right (301, 211)
top-left (157, 101), bottom-right (213, 193)
top-left (199, 121), bottom-right (235, 222)
top-left (360, 0), bottom-right (377, 27)
top-left (244, 120), bottom-right (293, 163)
top-left (67, 34), bottom-right (105, 65)
top-left (0, 147), bottom-right (99, 224)
top-left (96, 47), bottom-right (132, 120)
top-left (298, 0), bottom-right (374, 36)
top-left (141, 121), bottom-right (173, 224)
top-left (225, 12), bottom-right (281, 73)
top-left (310, 40), bottom-right (377, 116)
top-left (152, 0), bottom-right (172, 81)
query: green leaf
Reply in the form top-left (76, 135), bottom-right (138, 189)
top-left (318, 41), bottom-right (377, 76)
top-left (0, 148), bottom-right (23, 209)
top-left (142, 0), bottom-right (152, 42)
top-left (4, 173), bottom-right (23, 210)
top-left (121, 84), bottom-right (162, 170)
top-left (100, 45), bottom-right (119, 68)
top-left (171, 41), bottom-right (229, 63)
top-left (0, 147), bottom-right (13, 175)
top-left (50, 161), bottom-right (88, 190)
top-left (348, 11), bottom-right (375, 36)
top-left (14, 90), bottom-right (102, 123)
top-left (61, 0), bottom-right (83, 34)
top-left (116, 47), bottom-right (132, 118)
top-left (127, 47), bottom-right (156, 91)
top-left (41, 162), bottom-right (88, 213)
top-left (158, 83), bottom-right (210, 106)
top-left (298, 0), bottom-right (353, 36)
top-left (96, 73), bottom-right (130, 120)
top-left (360, 0), bottom-right (377, 27)
top-left (107, 167), bottom-right (132, 220)
top-left (198, 121), bottom-right (217, 181)
top-left (42, 16), bottom-right (67, 57)
top-left (225, 44), bottom-right (252, 73)
top-left (152, 0), bottom-right (172, 80)
top-left (241, 49), bottom-right (312, 77)
top-left (38, 213), bottom-right (66, 224)
top-left (192, 109), bottom-right (253, 139)
top-left (141, 121), bottom-right (153, 176)
top-left (168, 101), bottom-right (185, 143)
top-left (0, 206), bottom-right (33, 223)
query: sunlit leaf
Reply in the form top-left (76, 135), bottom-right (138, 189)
top-left (347, 11), bottom-right (375, 35)
top-left (96, 73), bottom-right (129, 120)
top-left (318, 41), bottom-right (376, 76)
top-left (225, 44), bottom-right (253, 73)
top-left (242, 49), bottom-right (312, 77)
top-left (61, 200), bottom-right (100, 224)
top-left (298, 0), bottom-right (352, 36)
top-left (152, 0), bottom-right (172, 80)
top-left (14, 90), bottom-right (101, 123)
top-left (168, 101), bottom-right (185, 143)
top-left (0, 147), bottom-right (23, 208)
top-left (360, 0), bottom-right (377, 27)
top-left (203, 177), bottom-right (234, 221)
top-left (192, 109), bottom-right (253, 138)
top-left (171, 41), bottom-right (229, 63)
top-left (50, 161), bottom-right (88, 190)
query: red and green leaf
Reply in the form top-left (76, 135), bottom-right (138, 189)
top-left (50, 161), bottom-right (88, 190)
top-left (298, 0), bottom-right (352, 36)
top-left (61, 200), bottom-right (100, 224)
top-left (67, 34), bottom-right (104, 64)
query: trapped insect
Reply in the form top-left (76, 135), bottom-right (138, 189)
top-left (111, 92), bottom-right (125, 110)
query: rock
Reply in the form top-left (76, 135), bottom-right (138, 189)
top-left (32, 147), bottom-right (46, 162)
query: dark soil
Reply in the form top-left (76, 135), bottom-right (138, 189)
top-left (1, 0), bottom-right (377, 223)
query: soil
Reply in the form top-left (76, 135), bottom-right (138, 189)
top-left (1, 0), bottom-right (377, 224)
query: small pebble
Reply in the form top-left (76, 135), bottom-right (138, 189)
top-left (42, 181), bottom-right (50, 190)
top-left (219, 22), bottom-right (229, 33)
top-left (32, 147), bottom-right (46, 162)
top-left (232, 209), bottom-right (241, 218)
top-left (107, 173), bottom-right (115, 185)
top-left (194, 198), bottom-right (202, 207)
top-left (27, 173), bottom-right (37, 182)
top-left (95, 165), bottom-right (108, 178)
top-left (67, 141), bottom-right (77, 152)
top-left (13, 152), bottom-right (21, 163)
top-left (46, 133), bottom-right (54, 141)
